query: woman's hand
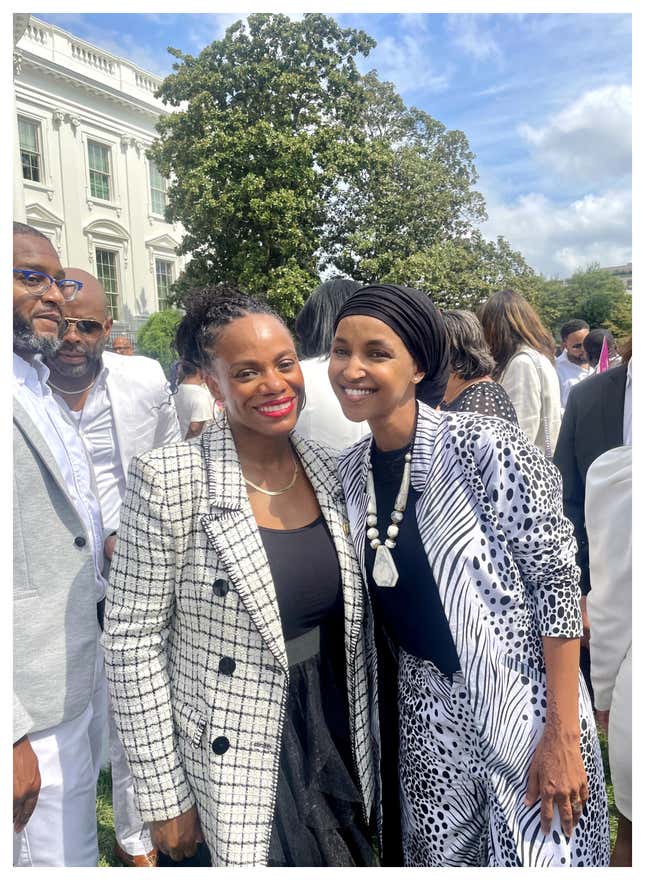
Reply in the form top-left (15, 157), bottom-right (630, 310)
top-left (524, 725), bottom-right (589, 838)
top-left (150, 805), bottom-right (204, 862)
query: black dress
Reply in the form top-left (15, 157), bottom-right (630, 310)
top-left (260, 516), bottom-right (377, 867)
top-left (159, 516), bottom-right (377, 868)
top-left (440, 379), bottom-right (518, 424)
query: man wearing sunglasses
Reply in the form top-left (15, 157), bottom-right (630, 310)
top-left (13, 222), bottom-right (112, 866)
top-left (44, 267), bottom-right (181, 868)
top-left (556, 318), bottom-right (591, 409)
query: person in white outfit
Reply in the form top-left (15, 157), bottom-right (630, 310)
top-left (13, 223), bottom-right (110, 867)
top-left (45, 268), bottom-right (182, 867)
top-left (586, 445), bottom-right (631, 866)
top-left (171, 360), bottom-right (215, 439)
top-left (480, 289), bottom-right (561, 457)
top-left (555, 319), bottom-right (590, 408)
top-left (295, 278), bottom-right (371, 450)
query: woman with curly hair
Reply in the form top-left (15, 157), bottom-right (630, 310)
top-left (102, 286), bottom-right (378, 867)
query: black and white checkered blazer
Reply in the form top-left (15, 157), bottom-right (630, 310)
top-left (101, 412), bottom-right (376, 866)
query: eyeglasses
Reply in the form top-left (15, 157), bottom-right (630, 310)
top-left (13, 268), bottom-right (83, 302)
top-left (61, 317), bottom-right (104, 335)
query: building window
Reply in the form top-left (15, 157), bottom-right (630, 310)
top-left (155, 259), bottom-right (174, 311)
top-left (18, 117), bottom-right (42, 182)
top-left (88, 140), bottom-right (112, 200)
top-left (95, 248), bottom-right (119, 319)
top-left (149, 162), bottom-right (168, 216)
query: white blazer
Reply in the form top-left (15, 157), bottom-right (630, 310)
top-left (501, 346), bottom-right (561, 455)
top-left (102, 350), bottom-right (181, 476)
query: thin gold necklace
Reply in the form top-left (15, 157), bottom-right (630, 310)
top-left (243, 456), bottom-right (299, 496)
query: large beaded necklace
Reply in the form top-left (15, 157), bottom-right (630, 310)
top-left (366, 449), bottom-right (412, 588)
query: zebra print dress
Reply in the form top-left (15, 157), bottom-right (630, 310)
top-left (337, 402), bottom-right (609, 866)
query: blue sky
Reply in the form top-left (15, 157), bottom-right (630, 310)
top-left (31, 11), bottom-right (632, 278)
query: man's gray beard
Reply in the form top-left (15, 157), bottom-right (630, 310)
top-left (13, 315), bottom-right (62, 359)
top-left (52, 356), bottom-right (99, 379)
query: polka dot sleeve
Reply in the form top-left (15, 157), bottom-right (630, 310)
top-left (473, 422), bottom-right (583, 639)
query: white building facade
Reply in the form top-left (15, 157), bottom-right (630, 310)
top-left (14, 15), bottom-right (187, 341)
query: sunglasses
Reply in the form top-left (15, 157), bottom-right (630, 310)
top-left (61, 317), bottom-right (104, 335)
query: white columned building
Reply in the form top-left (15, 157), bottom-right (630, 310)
top-left (14, 15), bottom-right (187, 341)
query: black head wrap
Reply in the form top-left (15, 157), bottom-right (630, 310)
top-left (333, 283), bottom-right (450, 407)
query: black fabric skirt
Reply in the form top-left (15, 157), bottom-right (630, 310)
top-left (267, 623), bottom-right (378, 867)
top-left (159, 622), bottom-right (377, 867)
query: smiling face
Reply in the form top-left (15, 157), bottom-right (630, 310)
top-left (328, 315), bottom-right (424, 427)
top-left (204, 313), bottom-right (304, 440)
top-left (13, 232), bottom-right (66, 358)
top-left (48, 269), bottom-right (112, 379)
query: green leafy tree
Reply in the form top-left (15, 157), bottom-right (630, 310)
top-left (136, 309), bottom-right (183, 375)
top-left (326, 73), bottom-right (489, 282)
top-left (151, 14), bottom-right (538, 319)
top-left (150, 13), bottom-right (375, 318)
top-left (524, 265), bottom-right (631, 340)
top-left (381, 233), bottom-right (536, 310)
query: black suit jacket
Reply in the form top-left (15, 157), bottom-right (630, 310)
top-left (553, 363), bottom-right (627, 594)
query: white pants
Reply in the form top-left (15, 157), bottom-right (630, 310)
top-left (13, 634), bottom-right (107, 867)
top-left (109, 700), bottom-right (153, 855)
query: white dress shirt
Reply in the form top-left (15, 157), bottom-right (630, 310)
top-left (623, 358), bottom-right (632, 445)
top-left (54, 363), bottom-right (126, 533)
top-left (13, 353), bottom-right (107, 600)
top-left (556, 351), bottom-right (590, 409)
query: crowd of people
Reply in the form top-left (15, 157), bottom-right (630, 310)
top-left (13, 219), bottom-right (631, 867)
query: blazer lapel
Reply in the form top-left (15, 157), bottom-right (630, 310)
top-left (13, 396), bottom-right (79, 514)
top-left (601, 365), bottom-right (627, 449)
top-left (291, 433), bottom-right (366, 660)
top-left (104, 357), bottom-right (136, 478)
top-left (199, 416), bottom-right (288, 674)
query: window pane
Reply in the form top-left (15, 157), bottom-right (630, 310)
top-left (149, 162), bottom-right (164, 189)
top-left (88, 141), bottom-right (111, 200)
top-left (155, 259), bottom-right (173, 311)
top-left (149, 162), bottom-right (167, 215)
top-left (151, 189), bottom-right (167, 215)
top-left (18, 118), bottom-right (42, 183)
top-left (95, 249), bottom-right (119, 319)
top-left (18, 118), bottom-right (38, 151)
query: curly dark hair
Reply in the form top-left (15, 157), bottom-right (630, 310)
top-left (174, 285), bottom-right (286, 371)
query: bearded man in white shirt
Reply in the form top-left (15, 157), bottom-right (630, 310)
top-left (45, 268), bottom-right (181, 867)
top-left (13, 223), bottom-right (112, 866)
top-left (556, 319), bottom-right (590, 408)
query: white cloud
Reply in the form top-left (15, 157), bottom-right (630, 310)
top-left (481, 186), bottom-right (632, 277)
top-left (519, 85), bottom-right (631, 184)
top-left (446, 13), bottom-right (501, 62)
top-left (364, 32), bottom-right (451, 94)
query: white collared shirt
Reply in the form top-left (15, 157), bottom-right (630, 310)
top-left (556, 351), bottom-right (590, 409)
top-left (623, 358), bottom-right (632, 446)
top-left (53, 362), bottom-right (126, 532)
top-left (13, 353), bottom-right (108, 600)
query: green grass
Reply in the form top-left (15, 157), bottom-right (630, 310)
top-left (97, 769), bottom-right (118, 867)
top-left (96, 737), bottom-right (619, 866)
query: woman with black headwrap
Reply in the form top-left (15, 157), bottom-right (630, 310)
top-left (328, 284), bottom-right (609, 867)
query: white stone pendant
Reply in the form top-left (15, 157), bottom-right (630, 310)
top-left (372, 544), bottom-right (399, 588)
